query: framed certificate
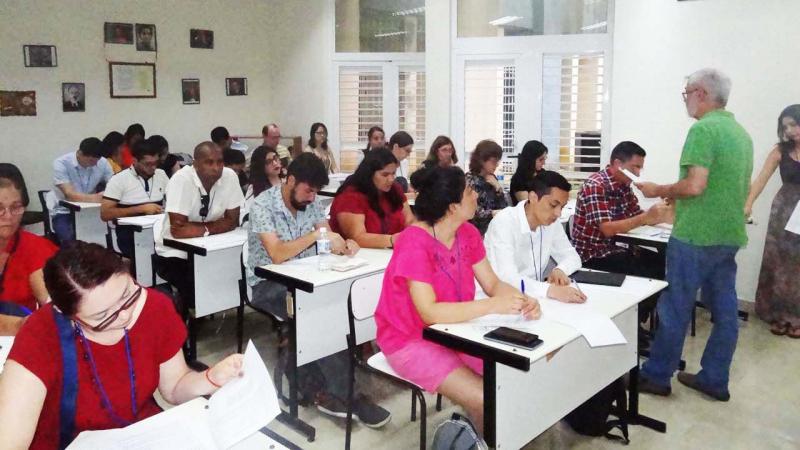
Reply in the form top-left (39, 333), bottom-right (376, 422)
top-left (109, 62), bottom-right (156, 98)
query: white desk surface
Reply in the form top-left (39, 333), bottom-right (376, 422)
top-left (164, 228), bottom-right (247, 254)
top-left (117, 214), bottom-right (164, 229)
top-left (430, 276), bottom-right (667, 365)
top-left (0, 336), bottom-right (13, 374)
top-left (618, 223), bottom-right (672, 244)
top-left (256, 248), bottom-right (392, 292)
top-left (59, 200), bottom-right (101, 210)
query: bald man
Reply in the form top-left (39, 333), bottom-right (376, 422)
top-left (154, 141), bottom-right (244, 361)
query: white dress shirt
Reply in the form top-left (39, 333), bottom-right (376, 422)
top-left (484, 200), bottom-right (582, 298)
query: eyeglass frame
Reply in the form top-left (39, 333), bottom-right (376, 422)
top-left (0, 204), bottom-right (25, 217)
top-left (681, 87), bottom-right (702, 102)
top-left (73, 284), bottom-right (143, 332)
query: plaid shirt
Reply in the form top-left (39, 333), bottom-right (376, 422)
top-left (572, 168), bottom-right (642, 261)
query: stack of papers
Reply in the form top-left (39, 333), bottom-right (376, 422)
top-left (331, 256), bottom-right (369, 272)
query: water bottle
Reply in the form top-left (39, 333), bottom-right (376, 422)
top-left (317, 227), bottom-right (332, 271)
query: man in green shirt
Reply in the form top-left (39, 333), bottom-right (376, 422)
top-left (635, 68), bottom-right (753, 402)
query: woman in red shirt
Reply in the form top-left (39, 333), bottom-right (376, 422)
top-left (0, 164), bottom-right (57, 335)
top-left (0, 242), bottom-right (243, 449)
top-left (329, 148), bottom-right (415, 248)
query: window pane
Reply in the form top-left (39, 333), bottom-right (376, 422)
top-left (399, 70), bottom-right (426, 172)
top-left (457, 0), bottom-right (608, 38)
top-left (464, 63), bottom-right (515, 174)
top-left (336, 0), bottom-right (425, 52)
top-left (339, 69), bottom-right (384, 172)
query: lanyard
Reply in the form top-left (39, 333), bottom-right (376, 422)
top-left (433, 226), bottom-right (463, 302)
top-left (74, 325), bottom-right (138, 427)
top-left (132, 167), bottom-right (152, 199)
top-left (529, 230), bottom-right (544, 282)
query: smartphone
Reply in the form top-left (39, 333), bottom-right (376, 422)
top-left (484, 327), bottom-right (543, 350)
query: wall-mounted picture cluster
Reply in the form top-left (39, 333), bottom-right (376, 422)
top-left (104, 22), bottom-right (156, 51)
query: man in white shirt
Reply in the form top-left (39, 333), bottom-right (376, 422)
top-left (485, 170), bottom-right (586, 303)
top-left (101, 139), bottom-right (168, 258)
top-left (155, 141), bottom-right (244, 360)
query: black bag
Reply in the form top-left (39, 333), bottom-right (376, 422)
top-left (564, 378), bottom-right (630, 444)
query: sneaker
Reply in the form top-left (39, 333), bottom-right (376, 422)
top-left (638, 376), bottom-right (671, 396)
top-left (677, 372), bottom-right (730, 402)
top-left (354, 394), bottom-right (392, 429)
top-left (316, 392), bottom-right (349, 419)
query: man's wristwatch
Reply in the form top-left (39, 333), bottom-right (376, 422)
top-left (203, 226), bottom-right (210, 237)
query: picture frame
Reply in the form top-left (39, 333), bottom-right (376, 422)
top-left (104, 22), bottom-right (134, 44)
top-left (109, 62), bottom-right (156, 98)
top-left (0, 91), bottom-right (37, 116)
top-left (182, 79), bottom-right (200, 104)
top-left (225, 78), bottom-right (247, 96)
top-left (135, 24), bottom-right (157, 52)
top-left (23, 45), bottom-right (57, 67)
top-left (190, 29), bottom-right (214, 49)
top-left (62, 83), bottom-right (86, 112)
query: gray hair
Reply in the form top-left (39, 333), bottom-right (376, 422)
top-left (686, 68), bottom-right (731, 107)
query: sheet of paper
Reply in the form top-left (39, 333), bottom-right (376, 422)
top-left (118, 214), bottom-right (164, 227)
top-left (538, 298), bottom-right (627, 348)
top-left (208, 340), bottom-right (281, 449)
top-left (785, 201), bottom-right (800, 235)
top-left (331, 256), bottom-right (369, 272)
top-left (0, 336), bottom-right (13, 374)
top-left (620, 168), bottom-right (642, 184)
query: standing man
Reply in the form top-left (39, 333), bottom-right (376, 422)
top-left (50, 137), bottom-right (114, 243)
top-left (636, 69), bottom-right (753, 402)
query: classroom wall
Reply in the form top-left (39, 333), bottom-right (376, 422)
top-left (0, 0), bottom-right (274, 197)
top-left (609, 0), bottom-right (800, 301)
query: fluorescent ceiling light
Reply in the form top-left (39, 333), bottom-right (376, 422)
top-left (580, 21), bottom-right (607, 31)
top-left (392, 7), bottom-right (425, 16)
top-left (489, 16), bottom-right (522, 26)
top-left (374, 31), bottom-right (408, 38)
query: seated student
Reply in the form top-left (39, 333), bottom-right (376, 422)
top-left (304, 122), bottom-right (339, 174)
top-left (100, 131), bottom-right (125, 174)
top-left (466, 140), bottom-right (508, 235)
top-left (510, 140), bottom-right (548, 206)
top-left (355, 125), bottom-right (385, 166)
top-left (249, 146), bottom-right (284, 199)
top-left (210, 126), bottom-right (233, 150)
top-left (223, 147), bottom-right (248, 191)
top-left (387, 131), bottom-right (414, 192)
top-left (160, 153), bottom-right (182, 178)
top-left (0, 164), bottom-right (58, 335)
top-left (0, 242), bottom-right (243, 449)
top-left (424, 135), bottom-right (458, 169)
top-left (147, 134), bottom-right (170, 167)
top-left (329, 148), bottom-right (414, 248)
top-left (246, 153), bottom-right (391, 427)
top-left (51, 137), bottom-right (114, 243)
top-left (101, 139), bottom-right (169, 258)
top-left (484, 170), bottom-right (586, 303)
top-left (120, 123), bottom-right (145, 169)
top-left (262, 123), bottom-right (292, 166)
top-left (154, 141), bottom-right (243, 359)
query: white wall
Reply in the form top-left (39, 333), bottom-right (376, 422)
top-left (610, 0), bottom-right (800, 301)
top-left (0, 0), bottom-right (274, 197)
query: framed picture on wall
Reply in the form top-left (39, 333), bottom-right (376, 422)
top-left (104, 22), bottom-right (134, 44)
top-left (226, 78), bottom-right (247, 96)
top-left (62, 83), bottom-right (86, 112)
top-left (135, 24), bottom-right (157, 52)
top-left (182, 79), bottom-right (200, 104)
top-left (109, 62), bottom-right (156, 98)
top-left (0, 91), bottom-right (37, 116)
top-left (190, 29), bottom-right (214, 49)
top-left (23, 45), bottom-right (57, 67)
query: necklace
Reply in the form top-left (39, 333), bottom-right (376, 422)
top-left (74, 324), bottom-right (138, 427)
top-left (432, 225), bottom-right (463, 301)
top-left (529, 230), bottom-right (544, 282)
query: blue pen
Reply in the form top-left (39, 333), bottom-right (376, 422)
top-left (520, 279), bottom-right (525, 294)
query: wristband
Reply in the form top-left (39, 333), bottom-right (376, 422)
top-left (388, 234), bottom-right (394, 248)
top-left (205, 368), bottom-right (221, 388)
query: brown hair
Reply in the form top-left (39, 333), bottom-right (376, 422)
top-left (426, 135), bottom-right (458, 165)
top-left (468, 140), bottom-right (503, 175)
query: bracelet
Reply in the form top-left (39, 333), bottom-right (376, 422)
top-left (205, 368), bottom-right (221, 388)
top-left (388, 234), bottom-right (394, 248)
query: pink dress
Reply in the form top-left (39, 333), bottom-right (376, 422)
top-left (375, 223), bottom-right (486, 392)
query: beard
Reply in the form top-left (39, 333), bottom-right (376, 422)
top-left (290, 190), bottom-right (311, 211)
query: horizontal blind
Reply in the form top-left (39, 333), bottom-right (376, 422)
top-left (464, 63), bottom-right (516, 174)
top-left (399, 69), bottom-right (426, 173)
top-left (339, 68), bottom-right (383, 172)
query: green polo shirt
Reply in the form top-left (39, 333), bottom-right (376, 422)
top-left (672, 109), bottom-right (753, 247)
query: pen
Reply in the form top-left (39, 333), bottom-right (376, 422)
top-left (520, 279), bottom-right (525, 294)
top-left (570, 278), bottom-right (585, 297)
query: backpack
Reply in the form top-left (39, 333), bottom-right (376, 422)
top-left (432, 413), bottom-right (488, 450)
top-left (564, 377), bottom-right (630, 444)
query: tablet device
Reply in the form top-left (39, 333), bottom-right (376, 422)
top-left (484, 327), bottom-right (543, 350)
top-left (571, 270), bottom-right (626, 287)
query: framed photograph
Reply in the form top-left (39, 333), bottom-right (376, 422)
top-left (62, 83), bottom-right (85, 112)
top-left (0, 91), bottom-right (37, 116)
top-left (190, 29), bottom-right (214, 49)
top-left (23, 45), bottom-right (57, 67)
top-left (135, 24), bottom-right (157, 52)
top-left (182, 79), bottom-right (200, 104)
top-left (104, 22), bottom-right (133, 44)
top-left (109, 62), bottom-right (156, 98)
top-left (226, 78), bottom-right (247, 96)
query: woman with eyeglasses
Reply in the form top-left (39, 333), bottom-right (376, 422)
top-left (0, 163), bottom-right (58, 335)
top-left (0, 242), bottom-right (243, 449)
top-left (424, 135), bottom-right (458, 169)
top-left (304, 122), bottom-right (339, 174)
top-left (249, 145), bottom-right (284, 198)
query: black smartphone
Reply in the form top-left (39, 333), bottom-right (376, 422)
top-left (484, 327), bottom-right (543, 350)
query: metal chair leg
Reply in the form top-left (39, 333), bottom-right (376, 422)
top-left (410, 392), bottom-right (417, 422)
top-left (436, 394), bottom-right (443, 411)
top-left (345, 334), bottom-right (356, 450)
top-left (416, 390), bottom-right (428, 450)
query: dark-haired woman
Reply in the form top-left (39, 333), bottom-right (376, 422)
top-left (356, 126), bottom-right (386, 166)
top-left (466, 140), bottom-right (508, 235)
top-left (510, 140), bottom-right (548, 205)
top-left (0, 164), bottom-right (58, 335)
top-left (0, 242), bottom-right (243, 449)
top-left (425, 135), bottom-right (457, 169)
top-left (375, 165), bottom-right (540, 434)
top-left (388, 131), bottom-right (415, 192)
top-left (745, 105), bottom-right (800, 337)
top-left (329, 149), bottom-right (413, 248)
top-left (304, 122), bottom-right (338, 173)
top-left (249, 145), bottom-right (284, 198)
top-left (120, 123), bottom-right (145, 169)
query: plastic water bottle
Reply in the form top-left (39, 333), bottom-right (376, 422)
top-left (317, 227), bottom-right (332, 271)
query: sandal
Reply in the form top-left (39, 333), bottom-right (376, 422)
top-left (770, 322), bottom-right (789, 336)
top-left (787, 326), bottom-right (800, 339)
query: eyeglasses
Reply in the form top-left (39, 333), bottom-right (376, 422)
top-left (75, 284), bottom-right (143, 332)
top-left (199, 194), bottom-right (210, 219)
top-left (266, 155), bottom-right (282, 164)
top-left (314, 131), bottom-right (327, 136)
top-left (681, 88), bottom-right (700, 102)
top-left (0, 205), bottom-right (25, 217)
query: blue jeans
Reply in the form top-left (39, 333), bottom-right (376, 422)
top-left (641, 237), bottom-right (740, 394)
top-left (52, 213), bottom-right (75, 244)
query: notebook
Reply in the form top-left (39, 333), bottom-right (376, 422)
top-left (571, 270), bottom-right (626, 287)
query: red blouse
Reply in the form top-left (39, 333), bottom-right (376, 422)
top-left (120, 144), bottom-right (133, 168)
top-left (8, 289), bottom-right (186, 449)
top-left (329, 183), bottom-right (407, 237)
top-left (1, 231), bottom-right (58, 311)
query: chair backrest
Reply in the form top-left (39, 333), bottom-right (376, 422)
top-left (240, 240), bottom-right (253, 301)
top-left (348, 272), bottom-right (384, 346)
top-left (37, 190), bottom-right (54, 238)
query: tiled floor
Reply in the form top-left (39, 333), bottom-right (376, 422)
top-left (192, 306), bottom-right (799, 449)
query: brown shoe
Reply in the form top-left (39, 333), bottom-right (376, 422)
top-left (638, 376), bottom-right (671, 396)
top-left (677, 372), bottom-right (730, 402)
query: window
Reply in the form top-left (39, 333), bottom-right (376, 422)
top-left (338, 68), bottom-right (384, 171)
top-left (335, 0), bottom-right (425, 52)
top-left (457, 0), bottom-right (608, 38)
top-left (463, 63), bottom-right (516, 174)
top-left (541, 53), bottom-right (604, 188)
top-left (399, 69), bottom-right (427, 171)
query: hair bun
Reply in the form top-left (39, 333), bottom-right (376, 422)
top-left (409, 163), bottom-right (437, 190)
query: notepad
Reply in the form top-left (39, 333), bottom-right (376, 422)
top-left (785, 201), bottom-right (800, 235)
top-left (331, 256), bottom-right (369, 272)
